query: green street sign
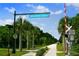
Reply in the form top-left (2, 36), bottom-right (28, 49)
top-left (29, 13), bottom-right (50, 18)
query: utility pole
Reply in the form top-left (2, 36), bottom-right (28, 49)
top-left (12, 11), bottom-right (16, 54)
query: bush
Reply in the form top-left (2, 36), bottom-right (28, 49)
top-left (36, 47), bottom-right (48, 56)
top-left (70, 44), bottom-right (79, 56)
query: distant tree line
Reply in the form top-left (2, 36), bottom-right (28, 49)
top-left (0, 17), bottom-right (57, 49)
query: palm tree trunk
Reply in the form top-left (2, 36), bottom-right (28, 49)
top-left (19, 32), bottom-right (22, 51)
top-left (32, 33), bottom-right (34, 49)
top-left (19, 17), bottom-right (22, 51)
top-left (26, 31), bottom-right (29, 49)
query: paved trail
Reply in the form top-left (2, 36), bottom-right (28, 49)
top-left (22, 44), bottom-right (57, 56)
top-left (45, 44), bottom-right (57, 56)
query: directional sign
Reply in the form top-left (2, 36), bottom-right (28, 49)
top-left (29, 13), bottom-right (50, 18)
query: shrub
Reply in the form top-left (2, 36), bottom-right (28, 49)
top-left (36, 47), bottom-right (48, 56)
top-left (70, 44), bottom-right (79, 56)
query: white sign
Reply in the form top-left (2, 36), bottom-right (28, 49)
top-left (13, 33), bottom-right (17, 39)
top-left (65, 25), bottom-right (72, 33)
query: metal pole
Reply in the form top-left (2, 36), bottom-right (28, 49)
top-left (15, 12), bottom-right (50, 15)
top-left (12, 11), bottom-right (16, 54)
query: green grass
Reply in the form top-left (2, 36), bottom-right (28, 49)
top-left (10, 51), bottom-right (27, 56)
top-left (0, 49), bottom-right (8, 56)
top-left (57, 42), bottom-right (63, 51)
top-left (0, 45), bottom-right (48, 56)
top-left (0, 48), bottom-right (28, 56)
top-left (57, 52), bottom-right (65, 56)
top-left (56, 42), bottom-right (65, 56)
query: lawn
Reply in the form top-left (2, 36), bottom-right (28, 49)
top-left (56, 52), bottom-right (65, 56)
top-left (56, 42), bottom-right (65, 56)
top-left (10, 51), bottom-right (27, 56)
top-left (57, 42), bottom-right (63, 51)
top-left (0, 48), bottom-right (28, 56)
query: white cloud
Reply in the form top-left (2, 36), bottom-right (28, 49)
top-left (26, 4), bottom-right (35, 8)
top-left (54, 10), bottom-right (63, 15)
top-left (16, 15), bottom-right (27, 23)
top-left (67, 3), bottom-right (79, 7)
top-left (40, 26), bottom-right (44, 30)
top-left (35, 5), bottom-right (49, 12)
top-left (5, 7), bottom-right (16, 14)
top-left (26, 4), bottom-right (63, 15)
top-left (31, 21), bottom-right (44, 30)
top-left (0, 19), bottom-right (13, 26)
top-left (67, 3), bottom-right (79, 11)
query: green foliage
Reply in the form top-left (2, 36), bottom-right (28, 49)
top-left (70, 44), bottom-right (79, 56)
top-left (36, 47), bottom-right (48, 56)
top-left (58, 17), bottom-right (71, 34)
top-left (0, 16), bottom-right (57, 49)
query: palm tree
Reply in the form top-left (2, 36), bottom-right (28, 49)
top-left (16, 16), bottom-right (23, 51)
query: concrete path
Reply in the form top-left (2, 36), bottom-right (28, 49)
top-left (45, 44), bottom-right (57, 56)
top-left (22, 43), bottom-right (57, 56)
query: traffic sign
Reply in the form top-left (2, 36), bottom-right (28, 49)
top-left (65, 25), bottom-right (72, 33)
top-left (13, 33), bottom-right (17, 39)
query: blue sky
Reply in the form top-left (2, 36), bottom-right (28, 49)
top-left (0, 3), bottom-right (79, 39)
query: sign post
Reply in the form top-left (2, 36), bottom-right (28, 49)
top-left (65, 24), bottom-right (75, 56)
top-left (67, 29), bottom-right (75, 55)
